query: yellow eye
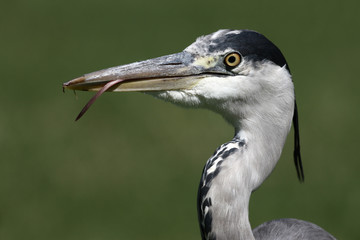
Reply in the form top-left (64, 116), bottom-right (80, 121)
top-left (224, 52), bottom-right (242, 67)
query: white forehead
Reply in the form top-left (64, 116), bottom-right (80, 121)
top-left (184, 29), bottom-right (243, 56)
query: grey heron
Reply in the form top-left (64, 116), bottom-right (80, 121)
top-left (64, 29), bottom-right (336, 240)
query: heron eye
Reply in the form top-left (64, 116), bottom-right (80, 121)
top-left (224, 52), bottom-right (241, 67)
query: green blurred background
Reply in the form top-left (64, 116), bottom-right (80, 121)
top-left (1, 0), bottom-right (359, 239)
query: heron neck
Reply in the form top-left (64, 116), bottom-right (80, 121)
top-left (234, 107), bottom-right (293, 188)
top-left (198, 99), bottom-right (294, 240)
top-left (198, 138), bottom-right (255, 240)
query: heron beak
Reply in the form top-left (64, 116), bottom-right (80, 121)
top-left (63, 51), bottom-right (226, 92)
top-left (63, 51), bottom-right (229, 120)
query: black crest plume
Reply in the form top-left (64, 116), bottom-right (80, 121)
top-left (293, 101), bottom-right (304, 182)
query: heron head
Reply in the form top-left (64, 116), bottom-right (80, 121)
top-left (64, 29), bottom-right (293, 120)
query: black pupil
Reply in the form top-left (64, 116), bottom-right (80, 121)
top-left (228, 55), bottom-right (236, 63)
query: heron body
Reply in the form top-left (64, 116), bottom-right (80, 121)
top-left (64, 29), bottom-right (336, 239)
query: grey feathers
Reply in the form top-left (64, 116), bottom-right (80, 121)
top-left (253, 218), bottom-right (336, 240)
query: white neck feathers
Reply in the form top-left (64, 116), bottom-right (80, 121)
top-left (198, 65), bottom-right (295, 240)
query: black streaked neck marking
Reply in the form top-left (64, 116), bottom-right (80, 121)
top-left (197, 137), bottom-right (246, 240)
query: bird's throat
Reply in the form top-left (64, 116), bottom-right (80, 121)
top-left (198, 99), bottom-right (294, 240)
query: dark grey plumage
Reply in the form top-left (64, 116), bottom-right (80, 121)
top-left (253, 218), bottom-right (336, 240)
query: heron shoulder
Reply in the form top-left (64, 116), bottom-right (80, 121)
top-left (252, 218), bottom-right (336, 240)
